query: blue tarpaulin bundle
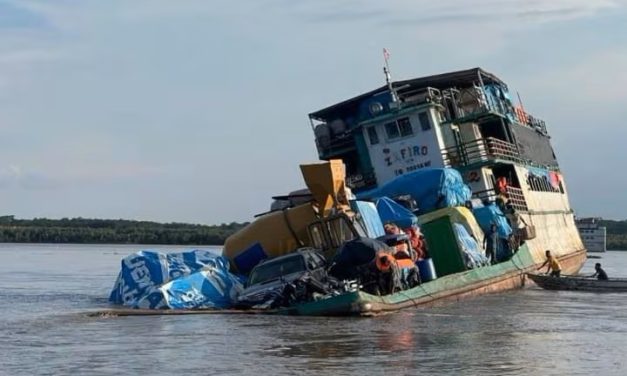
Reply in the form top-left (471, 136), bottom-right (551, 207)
top-left (350, 200), bottom-right (385, 238)
top-left (452, 223), bottom-right (490, 269)
top-left (109, 250), bottom-right (244, 309)
top-left (472, 203), bottom-right (512, 240)
top-left (357, 168), bottom-right (472, 214)
top-left (375, 197), bottom-right (418, 229)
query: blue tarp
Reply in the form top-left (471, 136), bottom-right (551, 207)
top-left (109, 250), bottom-right (244, 309)
top-left (357, 168), bottom-right (472, 214)
top-left (350, 200), bottom-right (385, 238)
top-left (375, 197), bottom-right (418, 229)
top-left (472, 203), bottom-right (512, 240)
top-left (452, 223), bottom-right (489, 269)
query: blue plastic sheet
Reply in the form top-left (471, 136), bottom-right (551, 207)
top-left (357, 168), bottom-right (472, 214)
top-left (109, 250), bottom-right (244, 309)
top-left (452, 223), bottom-right (489, 269)
top-left (350, 200), bottom-right (385, 238)
top-left (472, 203), bottom-right (512, 240)
top-left (375, 197), bottom-right (418, 229)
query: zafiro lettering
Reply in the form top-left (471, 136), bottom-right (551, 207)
top-left (383, 145), bottom-right (429, 167)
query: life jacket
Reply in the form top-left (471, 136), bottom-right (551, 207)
top-left (497, 177), bottom-right (508, 194)
top-left (404, 226), bottom-right (426, 261)
top-left (394, 258), bottom-right (416, 269)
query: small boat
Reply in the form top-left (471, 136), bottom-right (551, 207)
top-left (527, 273), bottom-right (627, 292)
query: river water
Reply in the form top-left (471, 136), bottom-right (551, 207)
top-left (1, 243), bottom-right (626, 376)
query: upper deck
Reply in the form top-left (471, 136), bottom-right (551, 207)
top-left (308, 68), bottom-right (559, 190)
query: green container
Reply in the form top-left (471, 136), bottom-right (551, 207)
top-left (421, 216), bottom-right (467, 277)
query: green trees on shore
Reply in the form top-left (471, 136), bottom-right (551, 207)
top-left (0, 216), bottom-right (248, 245)
top-left (1, 215), bottom-right (626, 249)
top-left (600, 220), bottom-right (627, 250)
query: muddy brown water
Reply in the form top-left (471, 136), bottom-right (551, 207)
top-left (1, 244), bottom-right (626, 375)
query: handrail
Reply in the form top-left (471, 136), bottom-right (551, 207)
top-left (316, 133), bottom-right (355, 156)
top-left (442, 137), bottom-right (521, 168)
top-left (472, 186), bottom-right (528, 212)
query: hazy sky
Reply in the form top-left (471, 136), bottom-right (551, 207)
top-left (1, 0), bottom-right (626, 224)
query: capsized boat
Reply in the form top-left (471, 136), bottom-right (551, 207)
top-left (527, 273), bottom-right (627, 292)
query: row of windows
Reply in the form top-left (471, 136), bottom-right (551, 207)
top-left (527, 174), bottom-right (563, 194)
top-left (582, 236), bottom-right (604, 240)
top-left (366, 112), bottom-right (432, 146)
top-left (580, 229), bottom-right (602, 234)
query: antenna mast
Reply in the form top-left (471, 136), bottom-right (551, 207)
top-left (383, 48), bottom-right (399, 103)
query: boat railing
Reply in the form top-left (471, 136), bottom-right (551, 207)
top-left (316, 132), bottom-right (355, 156)
top-left (472, 186), bottom-right (528, 212)
top-left (506, 186), bottom-right (529, 211)
top-left (442, 137), bottom-right (522, 168)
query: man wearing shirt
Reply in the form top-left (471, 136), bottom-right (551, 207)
top-left (538, 250), bottom-right (562, 277)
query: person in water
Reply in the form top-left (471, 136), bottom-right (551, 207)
top-left (538, 250), bottom-right (562, 277)
top-left (591, 263), bottom-right (608, 280)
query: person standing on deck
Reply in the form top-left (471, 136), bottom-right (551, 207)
top-left (591, 263), bottom-right (608, 280)
top-left (483, 223), bottom-right (498, 265)
top-left (538, 250), bottom-right (561, 277)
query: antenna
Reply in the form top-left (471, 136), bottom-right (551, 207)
top-left (382, 48), bottom-right (399, 103)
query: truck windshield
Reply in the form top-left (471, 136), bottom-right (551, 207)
top-left (248, 255), bottom-right (306, 285)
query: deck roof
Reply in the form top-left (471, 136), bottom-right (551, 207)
top-left (309, 67), bottom-right (506, 122)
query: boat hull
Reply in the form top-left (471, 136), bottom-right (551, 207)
top-left (279, 245), bottom-right (587, 316)
top-left (94, 246), bottom-right (586, 317)
top-left (527, 273), bottom-right (627, 292)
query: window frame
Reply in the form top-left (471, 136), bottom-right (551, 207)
top-left (367, 126), bottom-right (379, 145)
top-left (384, 117), bottom-right (413, 141)
top-left (418, 112), bottom-right (432, 131)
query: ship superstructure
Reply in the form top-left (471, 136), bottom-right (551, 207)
top-left (309, 67), bottom-right (584, 264)
top-left (576, 217), bottom-right (607, 252)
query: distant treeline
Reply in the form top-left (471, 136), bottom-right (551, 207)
top-left (0, 216), bottom-right (248, 245)
top-left (599, 220), bottom-right (627, 250)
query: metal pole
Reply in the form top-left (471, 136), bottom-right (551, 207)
top-left (477, 69), bottom-right (489, 112)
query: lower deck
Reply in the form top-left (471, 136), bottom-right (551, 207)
top-left (93, 244), bottom-right (587, 317)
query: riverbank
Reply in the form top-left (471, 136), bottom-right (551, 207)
top-left (0, 216), bottom-right (247, 245)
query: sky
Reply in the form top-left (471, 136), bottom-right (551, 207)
top-left (0, 0), bottom-right (626, 224)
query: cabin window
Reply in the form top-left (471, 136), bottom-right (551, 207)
top-left (398, 117), bottom-right (413, 137)
top-left (385, 117), bottom-right (413, 140)
top-left (367, 127), bottom-right (379, 145)
top-left (327, 216), bottom-right (357, 248)
top-left (385, 121), bottom-right (400, 139)
top-left (418, 112), bottom-right (431, 131)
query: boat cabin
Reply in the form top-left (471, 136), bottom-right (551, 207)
top-left (308, 68), bottom-right (562, 212)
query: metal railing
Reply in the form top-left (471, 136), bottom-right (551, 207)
top-left (316, 133), bottom-right (355, 157)
top-left (472, 186), bottom-right (528, 212)
top-left (505, 186), bottom-right (528, 211)
top-left (442, 137), bottom-right (521, 168)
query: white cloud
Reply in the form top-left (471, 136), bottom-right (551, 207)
top-left (298, 0), bottom-right (624, 25)
top-left (0, 165), bottom-right (58, 190)
top-left (527, 49), bottom-right (627, 106)
top-left (0, 0), bottom-right (624, 221)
